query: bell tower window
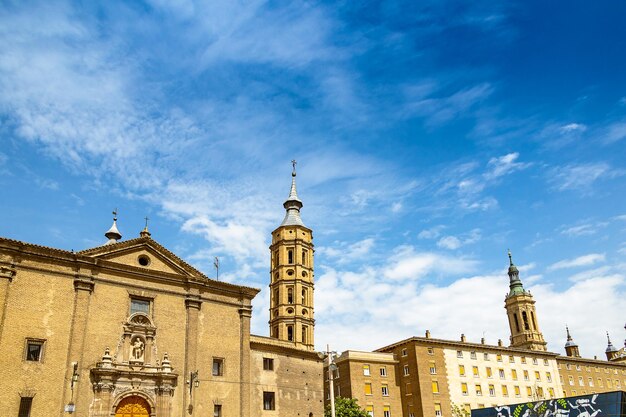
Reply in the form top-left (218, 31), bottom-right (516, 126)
top-left (522, 311), bottom-right (530, 330)
top-left (302, 249), bottom-right (308, 266)
top-left (288, 249), bottom-right (294, 264)
top-left (513, 314), bottom-right (520, 332)
top-left (287, 325), bottom-right (294, 341)
top-left (302, 326), bottom-right (308, 344)
top-left (302, 288), bottom-right (307, 304)
top-left (287, 287), bottom-right (294, 304)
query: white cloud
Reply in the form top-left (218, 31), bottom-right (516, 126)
top-left (559, 123), bottom-right (586, 133)
top-left (483, 152), bottom-right (531, 181)
top-left (437, 236), bottom-right (461, 250)
top-left (383, 246), bottom-right (478, 280)
top-left (418, 225), bottom-right (445, 239)
top-left (437, 229), bottom-right (481, 250)
top-left (550, 162), bottom-right (622, 192)
top-left (603, 121), bottom-right (626, 144)
top-left (319, 238), bottom-right (376, 264)
top-left (315, 263), bottom-right (626, 357)
top-left (547, 253), bottom-right (606, 271)
top-left (560, 222), bottom-right (608, 237)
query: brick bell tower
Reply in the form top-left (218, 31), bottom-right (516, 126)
top-left (504, 251), bottom-right (547, 351)
top-left (268, 161), bottom-right (315, 350)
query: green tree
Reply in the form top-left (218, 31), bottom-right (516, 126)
top-left (324, 397), bottom-right (369, 417)
top-left (451, 403), bottom-right (471, 417)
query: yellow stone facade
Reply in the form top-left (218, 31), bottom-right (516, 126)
top-left (0, 168), bottom-right (323, 417)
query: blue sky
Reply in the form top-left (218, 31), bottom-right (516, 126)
top-left (1, 0), bottom-right (625, 357)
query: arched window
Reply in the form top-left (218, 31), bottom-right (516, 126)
top-left (287, 288), bottom-right (293, 304)
top-left (302, 325), bottom-right (308, 344)
top-left (288, 249), bottom-right (294, 264)
top-left (302, 288), bottom-right (307, 304)
top-left (522, 311), bottom-right (530, 330)
top-left (302, 249), bottom-right (308, 266)
top-left (531, 311), bottom-right (537, 330)
top-left (287, 325), bottom-right (294, 341)
top-left (513, 313), bottom-right (520, 332)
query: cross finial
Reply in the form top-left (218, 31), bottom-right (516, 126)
top-left (112, 208), bottom-right (118, 221)
top-left (291, 159), bottom-right (297, 176)
top-left (508, 249), bottom-right (513, 266)
top-left (144, 216), bottom-right (149, 228)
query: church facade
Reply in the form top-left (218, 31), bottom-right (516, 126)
top-left (0, 166), bottom-right (323, 417)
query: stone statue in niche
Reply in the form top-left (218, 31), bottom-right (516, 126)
top-left (131, 337), bottom-right (145, 362)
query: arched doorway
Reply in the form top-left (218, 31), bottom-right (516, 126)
top-left (115, 395), bottom-right (151, 417)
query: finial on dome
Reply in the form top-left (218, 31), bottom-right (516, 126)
top-left (140, 215), bottom-right (151, 238)
top-left (606, 331), bottom-right (618, 353)
top-left (506, 249), bottom-right (524, 297)
top-left (508, 249), bottom-right (513, 266)
top-left (104, 209), bottom-right (122, 244)
top-left (292, 159), bottom-right (297, 176)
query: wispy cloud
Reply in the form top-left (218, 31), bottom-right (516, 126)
top-left (483, 152), bottom-right (531, 181)
top-left (550, 162), bottom-right (622, 192)
top-left (437, 229), bottom-right (481, 250)
top-left (560, 221), bottom-right (608, 237)
top-left (547, 253), bottom-right (606, 271)
top-left (383, 246), bottom-right (478, 280)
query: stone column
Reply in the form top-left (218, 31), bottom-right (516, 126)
top-left (60, 273), bottom-right (95, 417)
top-left (183, 295), bottom-right (201, 415)
top-left (239, 305), bottom-right (252, 417)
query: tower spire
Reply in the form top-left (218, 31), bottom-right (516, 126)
top-left (507, 250), bottom-right (525, 296)
top-left (280, 160), bottom-right (305, 227)
top-left (564, 325), bottom-right (580, 357)
top-left (104, 209), bottom-right (122, 244)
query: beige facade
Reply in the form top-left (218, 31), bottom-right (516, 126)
top-left (324, 351), bottom-right (403, 417)
top-left (0, 167), bottom-right (324, 417)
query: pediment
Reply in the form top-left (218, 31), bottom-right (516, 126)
top-left (78, 237), bottom-right (205, 279)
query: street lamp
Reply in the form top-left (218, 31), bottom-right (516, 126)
top-left (326, 345), bottom-right (338, 417)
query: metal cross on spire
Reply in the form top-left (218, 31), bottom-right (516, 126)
top-left (291, 159), bottom-right (297, 176)
top-left (144, 216), bottom-right (149, 228)
top-left (113, 208), bottom-right (118, 221)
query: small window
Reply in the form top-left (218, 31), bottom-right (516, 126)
top-left (287, 325), bottom-right (293, 341)
top-left (470, 351), bottom-right (477, 359)
top-left (130, 297), bottom-right (150, 315)
top-left (532, 358), bottom-right (538, 365)
top-left (18, 397), bottom-right (33, 417)
top-left (461, 382), bottom-right (468, 395)
top-left (428, 347), bottom-right (434, 355)
top-left (546, 372), bottom-right (552, 382)
top-left (382, 384), bottom-right (389, 396)
top-left (473, 366), bottom-right (479, 377)
top-left (213, 358), bottom-right (224, 376)
top-left (263, 358), bottom-right (274, 371)
top-left (214, 405), bottom-right (222, 417)
top-left (457, 350), bottom-right (463, 358)
top-left (521, 356), bottom-right (526, 364)
top-left (263, 392), bottom-right (275, 410)
top-left (459, 365), bottom-right (465, 376)
top-left (25, 339), bottom-right (44, 362)
top-left (488, 384), bottom-right (495, 396)
top-left (363, 365), bottom-right (371, 376)
top-left (402, 348), bottom-right (407, 356)
top-left (380, 366), bottom-right (387, 376)
top-left (502, 385), bottom-right (509, 396)
top-left (383, 406), bottom-right (391, 417)
top-left (430, 362), bottom-right (437, 374)
top-left (512, 369), bottom-right (518, 380)
top-left (432, 381), bottom-right (439, 393)
top-left (287, 287), bottom-right (294, 304)
top-left (486, 367), bottom-right (492, 378)
top-left (288, 249), bottom-right (294, 264)
top-left (404, 365), bottom-right (410, 376)
top-left (484, 353), bottom-right (490, 361)
top-left (435, 404), bottom-right (442, 417)
top-left (475, 384), bottom-right (483, 396)
top-left (364, 382), bottom-right (373, 395)
top-left (544, 359), bottom-right (549, 366)
top-left (509, 355), bottom-right (515, 363)
top-left (535, 371), bottom-right (541, 381)
top-left (499, 369), bottom-right (505, 379)
top-left (496, 354), bottom-right (502, 362)
top-left (366, 406), bottom-right (374, 417)
top-left (137, 254), bottom-right (150, 266)
top-left (514, 386), bottom-right (521, 397)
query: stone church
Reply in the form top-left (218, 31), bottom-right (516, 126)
top-left (0, 165), bottom-right (323, 417)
